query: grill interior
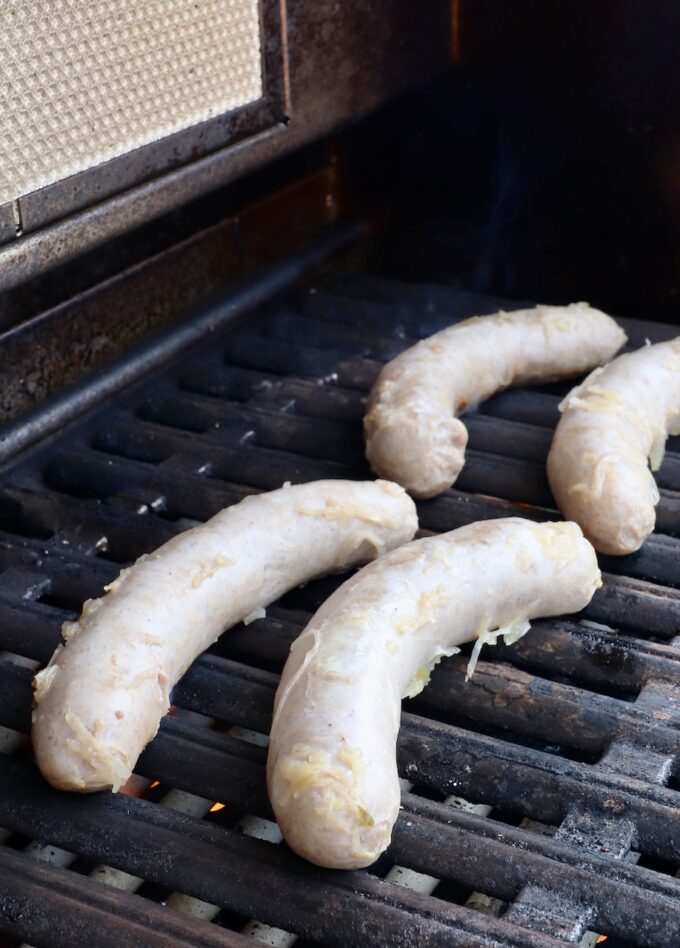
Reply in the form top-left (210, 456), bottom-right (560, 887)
top-left (0, 256), bottom-right (679, 947)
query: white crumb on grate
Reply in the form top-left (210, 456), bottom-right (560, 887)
top-left (317, 373), bottom-right (339, 385)
top-left (444, 796), bottom-right (492, 816)
top-left (0, 0), bottom-right (263, 204)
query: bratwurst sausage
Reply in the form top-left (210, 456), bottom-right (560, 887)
top-left (267, 518), bottom-right (600, 869)
top-left (548, 337), bottom-right (680, 554)
top-left (364, 304), bottom-right (626, 498)
top-left (33, 480), bottom-right (418, 792)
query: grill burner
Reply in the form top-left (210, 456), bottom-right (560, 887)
top-left (0, 253), bottom-right (679, 947)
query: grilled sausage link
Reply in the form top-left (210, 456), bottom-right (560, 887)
top-left (267, 518), bottom-right (600, 869)
top-left (33, 480), bottom-right (418, 792)
top-left (548, 338), bottom-right (680, 554)
top-left (365, 304), bottom-right (626, 498)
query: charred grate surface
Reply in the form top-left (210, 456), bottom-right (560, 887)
top-left (0, 265), bottom-right (678, 947)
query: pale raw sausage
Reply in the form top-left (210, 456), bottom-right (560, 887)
top-left (365, 304), bottom-right (626, 498)
top-left (548, 338), bottom-right (680, 554)
top-left (33, 480), bottom-right (418, 792)
top-left (267, 518), bottom-right (600, 869)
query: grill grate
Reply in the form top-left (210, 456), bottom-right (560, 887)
top-left (0, 262), bottom-right (679, 947)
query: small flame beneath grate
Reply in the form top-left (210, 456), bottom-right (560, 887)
top-left (118, 774), bottom-right (150, 798)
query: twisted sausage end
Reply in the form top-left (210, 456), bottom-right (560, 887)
top-left (268, 747), bottom-right (396, 869)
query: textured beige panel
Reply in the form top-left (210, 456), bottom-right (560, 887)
top-left (0, 0), bottom-right (262, 205)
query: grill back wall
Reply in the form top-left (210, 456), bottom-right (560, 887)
top-left (0, 247), bottom-right (679, 946)
top-left (439, 1), bottom-right (680, 321)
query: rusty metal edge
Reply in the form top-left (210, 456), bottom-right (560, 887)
top-left (18, 98), bottom-right (280, 236)
top-left (0, 202), bottom-right (16, 247)
top-left (0, 121), bottom-right (288, 293)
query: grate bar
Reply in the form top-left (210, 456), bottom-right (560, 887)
top-left (0, 845), bottom-right (251, 948)
top-left (4, 654), bottom-right (680, 872)
top-left (0, 761), bottom-right (560, 948)
top-left (1, 737), bottom-right (680, 947)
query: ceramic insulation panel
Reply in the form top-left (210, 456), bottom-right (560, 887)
top-left (0, 0), bottom-right (263, 204)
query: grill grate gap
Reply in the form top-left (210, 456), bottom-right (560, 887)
top-left (634, 851), bottom-right (680, 877)
top-left (36, 593), bottom-right (79, 616)
top-left (663, 771), bottom-right (680, 793)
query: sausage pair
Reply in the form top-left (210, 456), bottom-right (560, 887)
top-left (366, 303), bottom-right (679, 554)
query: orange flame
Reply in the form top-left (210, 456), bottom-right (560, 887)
top-left (210, 802), bottom-right (225, 813)
top-left (149, 780), bottom-right (160, 789)
top-left (118, 775), bottom-right (149, 797)
top-left (596, 938), bottom-right (608, 944)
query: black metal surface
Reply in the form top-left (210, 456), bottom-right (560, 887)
top-left (0, 220), bottom-right (363, 461)
top-left (0, 267), bottom-right (678, 947)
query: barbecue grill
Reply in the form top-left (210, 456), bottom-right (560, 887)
top-left (1, 3), bottom-right (679, 947)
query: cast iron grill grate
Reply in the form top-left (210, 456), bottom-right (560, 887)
top-left (0, 261), bottom-right (679, 947)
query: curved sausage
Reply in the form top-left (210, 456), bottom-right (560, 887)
top-left (548, 338), bottom-right (680, 554)
top-left (33, 480), bottom-right (418, 792)
top-left (267, 518), bottom-right (600, 869)
top-left (364, 304), bottom-right (626, 498)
